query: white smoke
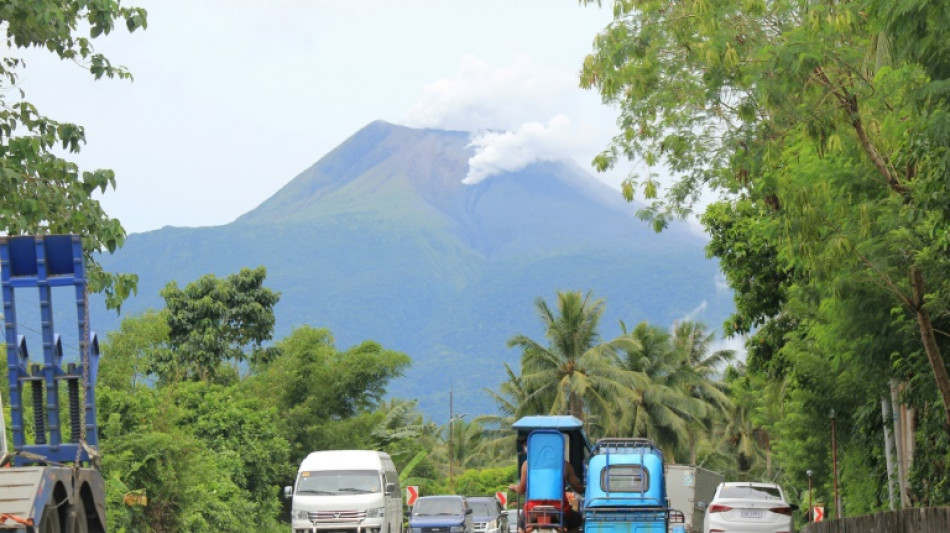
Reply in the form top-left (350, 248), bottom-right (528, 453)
top-left (463, 115), bottom-right (590, 184)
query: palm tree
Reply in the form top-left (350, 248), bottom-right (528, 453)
top-left (507, 290), bottom-right (646, 430)
top-left (615, 321), bottom-right (701, 457)
top-left (369, 399), bottom-right (443, 487)
top-left (670, 321), bottom-right (735, 464)
top-left (475, 363), bottom-right (544, 463)
top-left (709, 363), bottom-right (781, 478)
top-left (443, 418), bottom-right (487, 471)
top-left (370, 399), bottom-right (429, 448)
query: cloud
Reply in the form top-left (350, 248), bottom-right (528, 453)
top-left (679, 301), bottom-right (709, 323)
top-left (402, 54), bottom-right (576, 131)
top-left (714, 272), bottom-right (731, 294)
top-left (710, 334), bottom-right (748, 368)
top-left (462, 115), bottom-right (595, 184)
top-left (402, 54), bottom-right (619, 185)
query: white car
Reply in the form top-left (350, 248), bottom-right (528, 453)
top-left (703, 482), bottom-right (797, 533)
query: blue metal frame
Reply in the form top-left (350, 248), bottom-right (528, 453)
top-left (1, 235), bottom-right (100, 465)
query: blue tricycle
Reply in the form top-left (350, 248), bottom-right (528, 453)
top-left (511, 416), bottom-right (590, 533)
top-left (583, 438), bottom-right (686, 533)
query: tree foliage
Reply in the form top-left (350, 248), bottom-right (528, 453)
top-left (0, 1), bottom-right (147, 308)
top-left (156, 267), bottom-right (280, 383)
top-left (96, 269), bottom-right (420, 530)
top-left (580, 0), bottom-right (950, 424)
top-left (580, 0), bottom-right (950, 509)
top-left (502, 290), bottom-right (735, 466)
top-left (243, 325), bottom-right (411, 461)
top-left (508, 290), bottom-right (644, 427)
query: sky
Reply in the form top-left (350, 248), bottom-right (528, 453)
top-left (18, 0), bottom-right (630, 235)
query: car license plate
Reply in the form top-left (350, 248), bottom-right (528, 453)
top-left (741, 510), bottom-right (763, 519)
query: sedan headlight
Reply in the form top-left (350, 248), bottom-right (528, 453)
top-left (366, 507), bottom-right (386, 518)
top-left (293, 510), bottom-right (310, 520)
top-left (488, 520), bottom-right (498, 529)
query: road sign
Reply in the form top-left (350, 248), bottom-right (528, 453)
top-left (496, 491), bottom-right (507, 507)
top-left (813, 505), bottom-right (825, 522)
top-left (407, 486), bottom-right (419, 506)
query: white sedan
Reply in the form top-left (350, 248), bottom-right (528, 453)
top-left (703, 481), bottom-right (797, 533)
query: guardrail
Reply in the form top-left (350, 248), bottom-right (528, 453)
top-left (800, 507), bottom-right (950, 533)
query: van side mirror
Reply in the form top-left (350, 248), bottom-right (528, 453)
top-left (466, 507), bottom-right (473, 515)
top-left (284, 486), bottom-right (293, 499)
top-left (387, 482), bottom-right (397, 494)
top-left (696, 501), bottom-right (708, 510)
top-left (790, 503), bottom-right (800, 511)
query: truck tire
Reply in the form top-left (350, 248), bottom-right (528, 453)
top-left (65, 502), bottom-right (89, 533)
top-left (38, 504), bottom-right (62, 533)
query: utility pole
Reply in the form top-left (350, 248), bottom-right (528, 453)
top-left (449, 390), bottom-right (454, 481)
top-left (831, 409), bottom-right (840, 519)
top-left (448, 390), bottom-right (465, 484)
top-left (806, 470), bottom-right (813, 522)
top-left (882, 398), bottom-right (897, 510)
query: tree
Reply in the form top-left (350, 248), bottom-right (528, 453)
top-left (99, 310), bottom-right (170, 390)
top-left (0, 1), bottom-right (147, 309)
top-left (477, 363), bottom-right (548, 461)
top-left (245, 326), bottom-right (410, 461)
top-left (508, 290), bottom-right (644, 428)
top-left (615, 321), bottom-right (697, 455)
top-left (98, 385), bottom-right (276, 532)
top-left (670, 321), bottom-right (735, 464)
top-left (580, 0), bottom-right (950, 424)
top-left (156, 266), bottom-right (280, 383)
top-left (171, 382), bottom-right (291, 520)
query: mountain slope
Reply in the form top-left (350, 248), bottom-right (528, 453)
top-left (94, 120), bottom-right (733, 419)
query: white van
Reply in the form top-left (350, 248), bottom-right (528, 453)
top-left (285, 450), bottom-right (402, 533)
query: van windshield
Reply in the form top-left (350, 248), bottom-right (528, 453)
top-left (297, 470), bottom-right (381, 495)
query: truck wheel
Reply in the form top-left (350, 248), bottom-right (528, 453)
top-left (65, 503), bottom-right (89, 533)
top-left (38, 504), bottom-right (61, 533)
